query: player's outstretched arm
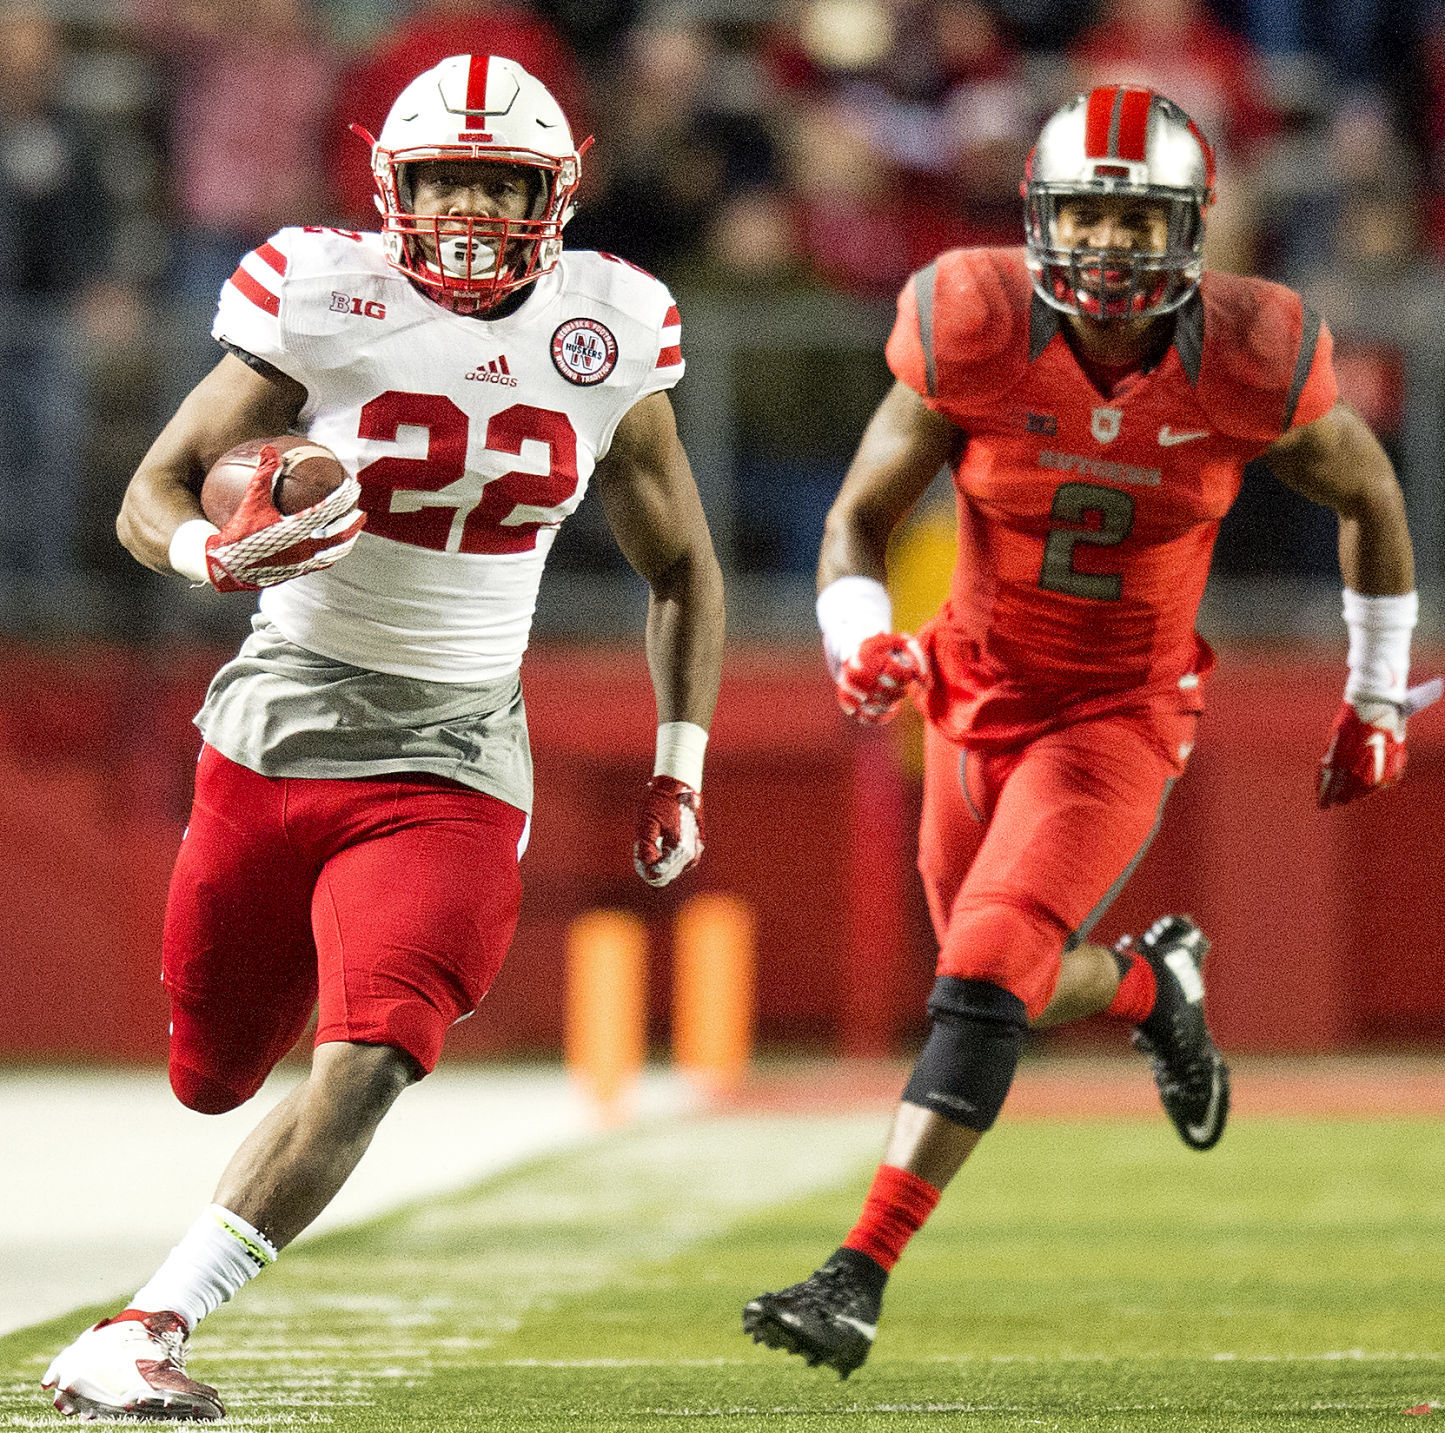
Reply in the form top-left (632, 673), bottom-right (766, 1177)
top-left (1262, 400), bottom-right (1437, 805)
top-left (1262, 400), bottom-right (1414, 597)
top-left (593, 389), bottom-right (726, 886)
top-left (817, 381), bottom-right (960, 724)
top-left (116, 352), bottom-right (308, 575)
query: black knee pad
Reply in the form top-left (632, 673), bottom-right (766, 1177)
top-left (901, 977), bottom-right (1028, 1132)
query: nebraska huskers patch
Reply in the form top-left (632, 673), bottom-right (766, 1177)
top-left (552, 318), bottom-right (618, 385)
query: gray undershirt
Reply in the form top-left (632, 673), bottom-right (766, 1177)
top-left (195, 615), bottom-right (533, 814)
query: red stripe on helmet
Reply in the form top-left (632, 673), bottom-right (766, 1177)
top-left (228, 266), bottom-right (279, 317)
top-left (255, 242), bottom-right (287, 277)
top-left (1116, 88), bottom-right (1153, 162)
top-left (466, 54), bottom-right (491, 118)
top-left (1186, 117), bottom-right (1217, 191)
top-left (1084, 87), bottom-right (1117, 158)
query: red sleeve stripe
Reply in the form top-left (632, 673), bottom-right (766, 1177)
top-left (656, 344), bottom-right (682, 367)
top-left (255, 242), bottom-right (288, 277)
top-left (1115, 88), bottom-right (1152, 162)
top-left (599, 251), bottom-right (656, 277)
top-left (1084, 86), bottom-right (1117, 158)
top-left (228, 266), bottom-right (280, 317)
top-left (663, 304), bottom-right (680, 327)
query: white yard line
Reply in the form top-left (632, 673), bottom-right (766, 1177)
top-left (0, 1064), bottom-right (698, 1337)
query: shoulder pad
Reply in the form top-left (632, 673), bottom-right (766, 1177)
top-left (565, 250), bottom-right (675, 327)
top-left (560, 251), bottom-right (684, 410)
top-left (887, 248), bottom-right (1034, 412)
top-left (281, 225), bottom-right (390, 282)
top-left (1196, 272), bottom-right (1331, 442)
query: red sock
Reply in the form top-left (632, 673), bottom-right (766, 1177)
top-left (841, 1164), bottom-right (941, 1272)
top-left (1106, 950), bottom-right (1157, 1025)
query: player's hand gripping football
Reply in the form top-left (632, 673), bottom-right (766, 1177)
top-left (633, 776), bottom-right (704, 887)
top-left (835, 632), bottom-right (928, 725)
top-left (205, 445), bottom-right (366, 592)
top-left (1317, 678), bottom-right (1443, 808)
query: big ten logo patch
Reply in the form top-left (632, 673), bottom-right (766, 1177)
top-left (330, 292), bottom-right (387, 320)
top-left (551, 318), bottom-right (618, 385)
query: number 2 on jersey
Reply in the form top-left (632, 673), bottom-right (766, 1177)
top-left (355, 390), bottom-right (580, 554)
top-left (1038, 481), bottom-right (1135, 601)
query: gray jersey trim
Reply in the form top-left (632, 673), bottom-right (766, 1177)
top-left (956, 748), bottom-right (984, 823)
top-left (1028, 292), bottom-right (1061, 362)
top-left (1063, 776), bottom-right (1177, 952)
top-left (915, 261), bottom-right (939, 397)
top-left (1173, 292), bottom-right (1204, 386)
top-left (1282, 304), bottom-right (1323, 431)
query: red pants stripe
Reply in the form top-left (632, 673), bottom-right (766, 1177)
top-left (162, 745), bottom-right (526, 1112)
top-left (918, 706), bottom-right (1193, 1020)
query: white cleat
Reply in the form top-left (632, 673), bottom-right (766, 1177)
top-left (42, 1309), bottom-right (224, 1422)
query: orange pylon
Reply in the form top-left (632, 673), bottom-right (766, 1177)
top-left (673, 893), bottom-right (755, 1095)
top-left (565, 910), bottom-right (647, 1122)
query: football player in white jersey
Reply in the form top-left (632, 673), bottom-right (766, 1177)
top-left (43, 55), bottom-right (724, 1422)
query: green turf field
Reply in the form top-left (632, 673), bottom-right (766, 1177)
top-left (2, 1110), bottom-right (1441, 1430)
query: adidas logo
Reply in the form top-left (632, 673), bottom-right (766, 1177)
top-left (465, 356), bottom-right (517, 386)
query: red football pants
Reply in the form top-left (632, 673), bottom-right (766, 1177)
top-left (162, 745), bottom-right (527, 1113)
top-left (918, 708), bottom-right (1193, 1021)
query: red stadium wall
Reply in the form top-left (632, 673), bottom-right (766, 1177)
top-left (0, 639), bottom-right (1440, 1064)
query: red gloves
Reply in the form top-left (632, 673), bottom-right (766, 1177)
top-left (633, 775), bottom-right (704, 887)
top-left (206, 445), bottom-right (365, 592)
top-left (1318, 700), bottom-right (1406, 808)
top-left (835, 632), bottom-right (928, 725)
top-left (1318, 679), bottom-right (1442, 808)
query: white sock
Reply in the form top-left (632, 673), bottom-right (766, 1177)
top-left (128, 1205), bottom-right (277, 1331)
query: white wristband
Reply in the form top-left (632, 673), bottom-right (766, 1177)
top-left (169, 518), bottom-right (220, 585)
top-left (816, 575), bottom-right (892, 677)
top-left (1342, 588), bottom-right (1417, 704)
top-left (653, 721), bottom-right (707, 790)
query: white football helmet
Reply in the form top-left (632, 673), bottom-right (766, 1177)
top-left (1023, 86), bottom-right (1216, 322)
top-left (360, 54), bottom-right (586, 314)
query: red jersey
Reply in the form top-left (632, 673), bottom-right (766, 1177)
top-left (886, 247), bottom-right (1337, 747)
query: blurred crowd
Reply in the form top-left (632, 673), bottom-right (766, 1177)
top-left (3, 0), bottom-right (1444, 637)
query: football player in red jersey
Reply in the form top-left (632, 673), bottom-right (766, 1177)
top-left (744, 85), bottom-right (1436, 1378)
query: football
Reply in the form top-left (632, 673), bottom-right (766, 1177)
top-left (201, 435), bottom-right (348, 528)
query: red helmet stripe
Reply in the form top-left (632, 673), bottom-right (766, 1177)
top-left (466, 54), bottom-right (491, 118)
top-left (1186, 117), bottom-right (1216, 191)
top-left (1084, 87), bottom-right (1117, 158)
top-left (1116, 88), bottom-right (1153, 162)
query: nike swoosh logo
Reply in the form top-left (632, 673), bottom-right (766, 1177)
top-left (1158, 427), bottom-right (1209, 447)
top-left (1185, 1063), bottom-right (1226, 1143)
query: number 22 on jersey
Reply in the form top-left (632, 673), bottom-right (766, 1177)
top-left (355, 390), bottom-right (581, 555)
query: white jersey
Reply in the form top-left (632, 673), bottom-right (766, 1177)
top-left (213, 226), bottom-right (685, 682)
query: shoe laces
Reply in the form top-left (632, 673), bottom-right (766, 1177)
top-left (788, 1263), bottom-right (870, 1319)
top-left (1137, 1033), bottom-right (1214, 1099)
top-left (139, 1314), bottom-right (189, 1370)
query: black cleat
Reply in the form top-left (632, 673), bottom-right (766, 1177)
top-left (1126, 916), bottom-right (1230, 1151)
top-left (743, 1248), bottom-right (884, 1379)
